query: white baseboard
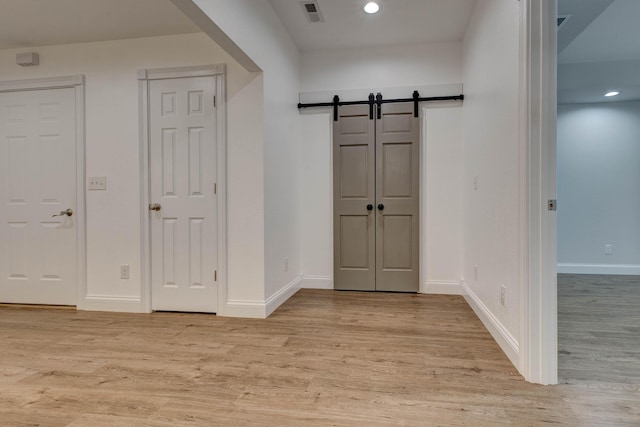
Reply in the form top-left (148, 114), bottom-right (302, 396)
top-left (422, 280), bottom-right (464, 295)
top-left (225, 275), bottom-right (302, 319)
top-left (557, 263), bottom-right (640, 275)
top-left (301, 275), bottom-right (333, 289)
top-left (225, 300), bottom-right (269, 318)
top-left (78, 295), bottom-right (144, 313)
top-left (265, 275), bottom-right (302, 317)
top-left (461, 281), bottom-right (520, 369)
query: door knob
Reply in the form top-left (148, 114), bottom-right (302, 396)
top-left (377, 204), bottom-right (384, 211)
top-left (52, 208), bottom-right (73, 217)
top-left (366, 204), bottom-right (373, 211)
top-left (149, 203), bottom-right (162, 212)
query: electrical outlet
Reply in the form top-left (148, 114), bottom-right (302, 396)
top-left (284, 257), bottom-right (289, 272)
top-left (473, 176), bottom-right (478, 190)
top-left (604, 244), bottom-right (613, 255)
top-left (88, 176), bottom-right (107, 190)
top-left (500, 285), bottom-right (506, 307)
top-left (474, 265), bottom-right (478, 281)
top-left (120, 265), bottom-right (130, 280)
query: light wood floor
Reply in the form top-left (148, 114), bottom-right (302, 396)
top-left (0, 289), bottom-right (638, 426)
top-left (558, 274), bottom-right (640, 387)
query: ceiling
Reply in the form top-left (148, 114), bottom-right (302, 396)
top-left (268, 0), bottom-right (477, 52)
top-left (0, 0), bottom-right (200, 49)
top-left (559, 0), bottom-right (640, 63)
top-left (3, 0), bottom-right (633, 104)
top-left (0, 0), bottom-right (477, 52)
top-left (558, 0), bottom-right (640, 103)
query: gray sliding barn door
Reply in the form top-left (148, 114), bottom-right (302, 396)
top-left (333, 105), bottom-right (376, 291)
top-left (333, 103), bottom-right (419, 292)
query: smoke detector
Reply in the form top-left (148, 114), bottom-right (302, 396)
top-left (301, 1), bottom-right (324, 23)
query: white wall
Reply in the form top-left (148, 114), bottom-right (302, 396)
top-left (299, 113), bottom-right (333, 289)
top-left (462, 0), bottom-right (521, 367)
top-left (193, 0), bottom-right (302, 312)
top-left (298, 42), bottom-right (464, 291)
top-left (0, 33), bottom-right (258, 311)
top-left (301, 42), bottom-right (463, 93)
top-left (423, 105), bottom-right (464, 292)
top-left (557, 101), bottom-right (640, 274)
top-left (226, 73), bottom-right (266, 305)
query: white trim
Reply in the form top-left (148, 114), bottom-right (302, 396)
top-left (419, 110), bottom-right (428, 296)
top-left (518, 0), bottom-right (531, 384)
top-left (225, 300), bottom-right (267, 318)
top-left (301, 275), bottom-right (333, 289)
top-left (462, 281), bottom-right (520, 369)
top-left (225, 276), bottom-right (302, 318)
top-left (265, 275), bottom-right (302, 317)
top-left (80, 295), bottom-right (143, 313)
top-left (215, 67), bottom-right (228, 316)
top-left (422, 280), bottom-right (464, 295)
top-left (557, 263), bottom-right (640, 275)
top-left (138, 65), bottom-right (228, 315)
top-left (0, 75), bottom-right (85, 92)
top-left (74, 79), bottom-right (88, 311)
top-left (519, 0), bottom-right (558, 385)
top-left (139, 73), bottom-right (151, 313)
top-left (0, 75), bottom-right (87, 309)
top-left (137, 65), bottom-right (225, 81)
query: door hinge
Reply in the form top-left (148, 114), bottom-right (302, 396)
top-left (214, 270), bottom-right (217, 281)
top-left (548, 199), bottom-right (557, 211)
top-left (214, 183), bottom-right (217, 194)
top-left (213, 95), bottom-right (216, 108)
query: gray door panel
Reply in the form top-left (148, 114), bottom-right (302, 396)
top-left (333, 105), bottom-right (375, 291)
top-left (376, 104), bottom-right (419, 292)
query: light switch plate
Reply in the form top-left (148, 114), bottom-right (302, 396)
top-left (88, 176), bottom-right (107, 190)
top-left (120, 265), bottom-right (130, 280)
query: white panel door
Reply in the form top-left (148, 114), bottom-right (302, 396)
top-left (0, 88), bottom-right (77, 305)
top-left (149, 76), bottom-right (218, 312)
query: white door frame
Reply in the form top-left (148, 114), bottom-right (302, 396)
top-left (138, 65), bottom-right (228, 314)
top-left (519, 0), bottom-right (558, 385)
top-left (0, 75), bottom-right (87, 307)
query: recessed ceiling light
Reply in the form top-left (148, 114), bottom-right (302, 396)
top-left (363, 2), bottom-right (380, 14)
top-left (605, 91), bottom-right (619, 97)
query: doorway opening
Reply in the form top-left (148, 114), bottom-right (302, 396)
top-left (556, 0), bottom-right (640, 387)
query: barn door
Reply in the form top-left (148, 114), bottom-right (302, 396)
top-left (333, 103), bottom-right (419, 292)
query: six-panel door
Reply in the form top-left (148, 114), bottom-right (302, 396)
top-left (0, 88), bottom-right (78, 305)
top-left (149, 76), bottom-right (218, 312)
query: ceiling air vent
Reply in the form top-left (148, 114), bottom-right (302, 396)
top-left (301, 1), bottom-right (324, 23)
top-left (557, 15), bottom-right (571, 29)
